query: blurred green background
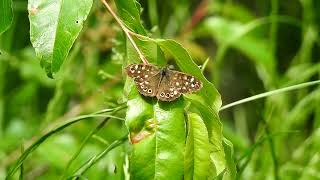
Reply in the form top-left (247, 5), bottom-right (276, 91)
top-left (1, 0), bottom-right (320, 179)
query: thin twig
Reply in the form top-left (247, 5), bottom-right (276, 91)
top-left (101, 0), bottom-right (149, 64)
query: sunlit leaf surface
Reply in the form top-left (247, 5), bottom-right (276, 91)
top-left (28, 0), bottom-right (92, 77)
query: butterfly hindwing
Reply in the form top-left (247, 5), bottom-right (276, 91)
top-left (156, 73), bottom-right (182, 101)
top-left (125, 64), bottom-right (160, 97)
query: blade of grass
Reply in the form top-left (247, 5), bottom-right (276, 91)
top-left (61, 105), bottom-right (126, 179)
top-left (220, 80), bottom-right (320, 111)
top-left (261, 107), bottom-right (279, 180)
top-left (270, 0), bottom-right (279, 54)
top-left (235, 131), bottom-right (299, 179)
top-left (6, 112), bottom-right (125, 179)
top-left (71, 136), bottom-right (128, 178)
top-left (92, 135), bottom-right (110, 145)
top-left (19, 143), bottom-right (24, 180)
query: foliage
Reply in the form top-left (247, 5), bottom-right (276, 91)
top-left (0, 0), bottom-right (320, 179)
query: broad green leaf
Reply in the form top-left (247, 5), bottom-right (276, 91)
top-left (185, 113), bottom-right (211, 180)
top-left (114, 0), bottom-right (146, 35)
top-left (0, 0), bottom-right (13, 34)
top-left (117, 1), bottom-right (223, 179)
top-left (127, 89), bottom-right (186, 179)
top-left (28, 0), bottom-right (92, 77)
top-left (117, 1), bottom-right (186, 178)
top-left (155, 39), bottom-right (221, 111)
top-left (186, 95), bottom-right (226, 176)
top-left (120, 10), bottom-right (185, 178)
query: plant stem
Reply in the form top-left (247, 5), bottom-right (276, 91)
top-left (220, 80), bottom-right (320, 111)
top-left (101, 0), bottom-right (149, 64)
top-left (270, 0), bottom-right (279, 55)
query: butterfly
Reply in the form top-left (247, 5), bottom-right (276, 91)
top-left (125, 63), bottom-right (203, 101)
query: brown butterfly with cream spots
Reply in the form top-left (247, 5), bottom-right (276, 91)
top-left (125, 64), bottom-right (202, 101)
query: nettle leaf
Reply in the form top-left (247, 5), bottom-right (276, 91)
top-left (0, 0), bottom-right (13, 34)
top-left (28, 0), bottom-right (92, 77)
top-left (185, 113), bottom-right (211, 180)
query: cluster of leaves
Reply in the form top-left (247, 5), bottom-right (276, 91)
top-left (1, 0), bottom-right (320, 179)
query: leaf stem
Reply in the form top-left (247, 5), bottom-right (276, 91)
top-left (101, 0), bottom-right (149, 64)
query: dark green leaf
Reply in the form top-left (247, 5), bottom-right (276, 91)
top-left (28, 0), bottom-right (92, 77)
top-left (0, 0), bottom-right (13, 34)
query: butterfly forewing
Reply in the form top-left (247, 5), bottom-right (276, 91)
top-left (125, 64), bottom-right (160, 97)
top-left (170, 70), bottom-right (202, 93)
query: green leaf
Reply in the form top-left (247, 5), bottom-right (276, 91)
top-left (185, 113), bottom-right (211, 180)
top-left (28, 0), bottom-right (92, 77)
top-left (222, 138), bottom-right (237, 180)
top-left (155, 39), bottom-right (221, 110)
top-left (127, 89), bottom-right (186, 179)
top-left (0, 0), bottom-right (13, 34)
top-left (186, 95), bottom-right (226, 177)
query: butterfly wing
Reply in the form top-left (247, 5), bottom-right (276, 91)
top-left (156, 72), bottom-right (182, 101)
top-left (156, 70), bottom-right (202, 101)
top-left (169, 70), bottom-right (203, 94)
top-left (125, 64), bottom-right (160, 97)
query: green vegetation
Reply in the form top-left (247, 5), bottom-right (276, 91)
top-left (0, 0), bottom-right (319, 179)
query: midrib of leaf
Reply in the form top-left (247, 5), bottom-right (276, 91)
top-left (51, 0), bottom-right (63, 61)
top-left (153, 103), bottom-right (158, 180)
top-left (150, 102), bottom-right (185, 179)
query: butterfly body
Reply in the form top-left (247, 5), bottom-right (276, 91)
top-left (125, 64), bottom-right (202, 101)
